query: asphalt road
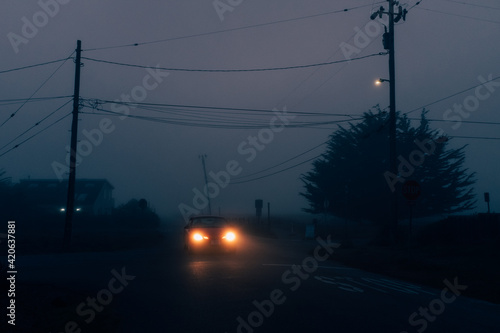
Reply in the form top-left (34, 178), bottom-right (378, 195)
top-left (14, 224), bottom-right (500, 333)
top-left (115, 225), bottom-right (500, 333)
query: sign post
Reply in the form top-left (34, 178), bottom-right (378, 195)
top-left (484, 192), bottom-right (490, 214)
top-left (255, 199), bottom-right (263, 224)
top-left (402, 180), bottom-right (421, 256)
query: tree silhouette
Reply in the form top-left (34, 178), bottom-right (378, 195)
top-left (301, 107), bottom-right (476, 225)
top-left (114, 198), bottom-right (159, 228)
top-left (138, 198), bottom-right (148, 211)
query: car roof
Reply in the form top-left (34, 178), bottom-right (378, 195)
top-left (189, 215), bottom-right (226, 220)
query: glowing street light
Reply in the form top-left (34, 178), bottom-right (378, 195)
top-left (375, 78), bottom-right (390, 85)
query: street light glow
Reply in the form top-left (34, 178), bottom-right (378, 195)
top-left (375, 78), bottom-right (390, 86)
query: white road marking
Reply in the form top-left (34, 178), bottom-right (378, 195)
top-left (314, 276), bottom-right (364, 292)
top-left (341, 276), bottom-right (388, 293)
top-left (315, 274), bottom-right (437, 296)
top-left (361, 277), bottom-right (435, 295)
top-left (263, 264), bottom-right (437, 296)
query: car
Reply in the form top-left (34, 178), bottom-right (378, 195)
top-left (184, 215), bottom-right (238, 253)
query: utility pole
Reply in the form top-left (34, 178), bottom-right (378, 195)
top-left (371, 1), bottom-right (407, 243)
top-left (388, 0), bottom-right (398, 244)
top-left (267, 202), bottom-right (271, 228)
top-left (199, 154), bottom-right (212, 215)
top-left (63, 40), bottom-right (82, 251)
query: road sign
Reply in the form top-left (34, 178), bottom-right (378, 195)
top-left (484, 192), bottom-right (491, 213)
top-left (402, 180), bottom-right (420, 257)
top-left (255, 199), bottom-right (263, 217)
top-left (402, 180), bottom-right (420, 201)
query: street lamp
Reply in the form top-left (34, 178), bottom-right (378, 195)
top-left (375, 78), bottom-right (390, 86)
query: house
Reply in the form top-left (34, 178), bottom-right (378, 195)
top-left (18, 179), bottom-right (115, 215)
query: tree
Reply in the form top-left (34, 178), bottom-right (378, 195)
top-left (113, 198), bottom-right (160, 228)
top-left (300, 107), bottom-right (476, 225)
top-left (138, 198), bottom-right (148, 211)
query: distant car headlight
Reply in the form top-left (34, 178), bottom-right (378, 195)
top-left (223, 232), bottom-right (236, 241)
top-left (193, 234), bottom-right (203, 241)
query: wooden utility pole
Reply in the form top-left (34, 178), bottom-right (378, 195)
top-left (388, 0), bottom-right (398, 243)
top-left (267, 202), bottom-right (271, 228)
top-left (63, 40), bottom-right (82, 251)
top-left (371, 1), bottom-right (408, 243)
top-left (199, 154), bottom-right (212, 215)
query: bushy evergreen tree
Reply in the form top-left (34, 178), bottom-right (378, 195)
top-left (301, 107), bottom-right (476, 224)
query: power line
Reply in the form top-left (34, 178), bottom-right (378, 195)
top-left (0, 52), bottom-right (74, 129)
top-left (438, 0), bottom-right (500, 11)
top-left (285, 3), bottom-right (421, 110)
top-left (416, 7), bottom-right (500, 24)
top-left (82, 98), bottom-right (359, 118)
top-left (231, 123), bottom-right (500, 186)
top-left (80, 98), bottom-right (369, 128)
top-left (408, 117), bottom-right (500, 126)
top-left (0, 99), bottom-right (72, 152)
top-left (0, 95), bottom-right (73, 106)
top-left (277, 3), bottom-right (406, 111)
top-left (275, 15), bottom-right (373, 109)
top-left (289, 63), bottom-right (349, 109)
top-left (230, 128), bottom-right (500, 186)
top-left (404, 75), bottom-right (500, 115)
top-left (228, 118), bottom-right (500, 186)
top-left (0, 57), bottom-right (73, 75)
top-left (230, 155), bottom-right (320, 185)
top-left (232, 141), bottom-right (327, 181)
top-left (81, 99), bottom-right (421, 131)
top-left (408, 0), bottom-right (424, 11)
top-left (0, 112), bottom-right (72, 158)
top-left (81, 106), bottom-right (362, 130)
top-left (81, 52), bottom-right (387, 73)
top-left (85, 75), bottom-right (500, 129)
top-left (83, 2), bottom-right (386, 52)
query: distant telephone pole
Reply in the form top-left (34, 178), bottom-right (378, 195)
top-left (199, 154), bottom-right (212, 215)
top-left (267, 202), bottom-right (271, 228)
top-left (63, 40), bottom-right (82, 251)
top-left (371, 1), bottom-right (408, 243)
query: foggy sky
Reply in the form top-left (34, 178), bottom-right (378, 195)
top-left (1, 0), bottom-right (499, 219)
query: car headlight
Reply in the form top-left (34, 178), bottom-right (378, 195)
top-left (223, 232), bottom-right (236, 241)
top-left (193, 233), bottom-right (203, 241)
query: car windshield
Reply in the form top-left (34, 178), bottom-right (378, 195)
top-left (191, 217), bottom-right (227, 227)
